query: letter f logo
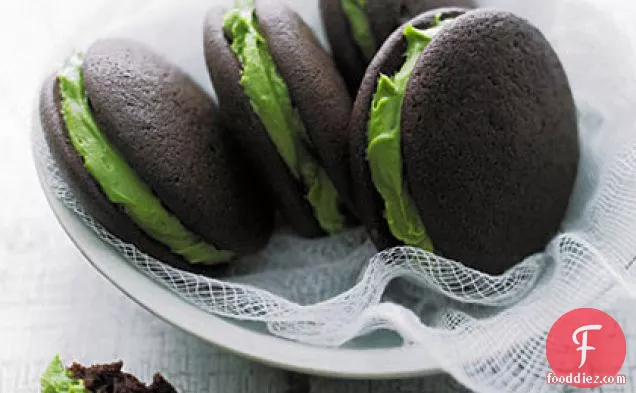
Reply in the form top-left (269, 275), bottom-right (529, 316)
top-left (573, 325), bottom-right (603, 368)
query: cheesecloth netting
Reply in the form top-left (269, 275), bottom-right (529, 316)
top-left (31, 0), bottom-right (636, 391)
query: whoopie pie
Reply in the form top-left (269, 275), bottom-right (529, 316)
top-left (349, 8), bottom-right (580, 275)
top-left (204, 0), bottom-right (357, 239)
top-left (319, 0), bottom-right (477, 96)
top-left (39, 38), bottom-right (274, 275)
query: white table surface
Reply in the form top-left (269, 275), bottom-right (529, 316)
top-left (1, 1), bottom-right (635, 393)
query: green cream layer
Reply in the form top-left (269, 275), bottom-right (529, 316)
top-left (40, 355), bottom-right (89, 393)
top-left (367, 17), bottom-right (451, 251)
top-left (224, 5), bottom-right (345, 235)
top-left (341, 0), bottom-right (376, 61)
top-left (59, 55), bottom-right (234, 264)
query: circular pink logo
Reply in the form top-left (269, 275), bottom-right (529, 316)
top-left (546, 308), bottom-right (626, 388)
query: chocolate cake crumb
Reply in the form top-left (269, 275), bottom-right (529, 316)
top-left (69, 361), bottom-right (178, 393)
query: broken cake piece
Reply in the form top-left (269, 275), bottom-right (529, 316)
top-left (40, 355), bottom-right (178, 393)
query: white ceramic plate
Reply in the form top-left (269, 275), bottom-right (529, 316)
top-left (31, 0), bottom-right (444, 379)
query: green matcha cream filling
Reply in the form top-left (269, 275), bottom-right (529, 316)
top-left (367, 18), bottom-right (451, 251)
top-left (341, 0), bottom-right (376, 61)
top-left (41, 355), bottom-right (89, 393)
top-left (224, 6), bottom-right (346, 235)
top-left (59, 55), bottom-right (234, 264)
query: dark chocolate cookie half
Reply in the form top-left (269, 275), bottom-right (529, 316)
top-left (40, 75), bottom-right (227, 276)
top-left (204, 4), bottom-right (358, 237)
top-left (349, 8), bottom-right (468, 251)
top-left (401, 10), bottom-right (579, 274)
top-left (255, 0), bottom-right (356, 217)
top-left (319, 0), bottom-right (370, 97)
top-left (83, 38), bottom-right (273, 253)
top-left (203, 6), bottom-right (324, 238)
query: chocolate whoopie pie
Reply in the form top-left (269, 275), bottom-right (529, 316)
top-left (349, 9), bottom-right (580, 275)
top-left (41, 355), bottom-right (178, 393)
top-left (204, 0), bottom-right (357, 238)
top-left (39, 38), bottom-right (274, 275)
top-left (319, 0), bottom-right (476, 96)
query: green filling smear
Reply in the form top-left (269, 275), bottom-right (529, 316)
top-left (224, 4), bottom-right (345, 235)
top-left (59, 55), bottom-right (235, 264)
top-left (367, 17), bottom-right (451, 251)
top-left (41, 355), bottom-right (89, 393)
top-left (341, 0), bottom-right (376, 61)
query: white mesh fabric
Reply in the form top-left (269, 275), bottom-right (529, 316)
top-left (30, 0), bottom-right (636, 391)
